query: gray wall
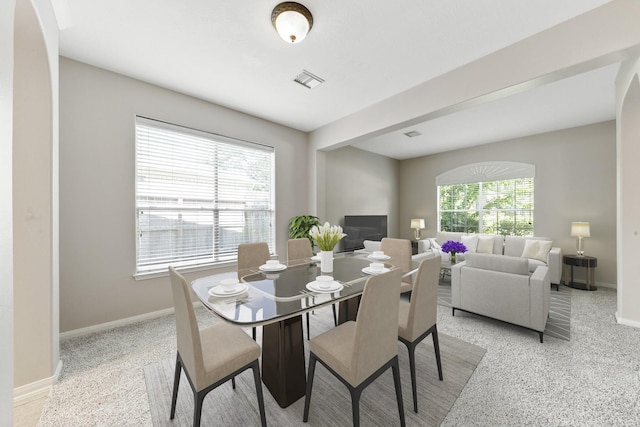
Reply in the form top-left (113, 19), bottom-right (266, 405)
top-left (325, 146), bottom-right (400, 251)
top-left (399, 121), bottom-right (617, 286)
top-left (59, 58), bottom-right (309, 332)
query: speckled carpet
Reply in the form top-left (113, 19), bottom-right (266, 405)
top-left (144, 330), bottom-right (485, 426)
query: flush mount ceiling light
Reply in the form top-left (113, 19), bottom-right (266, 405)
top-left (271, 2), bottom-right (313, 44)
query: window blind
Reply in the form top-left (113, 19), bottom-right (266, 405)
top-left (135, 117), bottom-right (275, 274)
top-left (438, 177), bottom-right (534, 236)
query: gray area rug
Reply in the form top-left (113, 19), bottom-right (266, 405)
top-left (437, 277), bottom-right (571, 341)
top-left (144, 332), bottom-right (485, 426)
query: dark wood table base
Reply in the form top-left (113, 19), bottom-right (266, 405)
top-left (338, 296), bottom-right (361, 324)
top-left (261, 315), bottom-right (307, 407)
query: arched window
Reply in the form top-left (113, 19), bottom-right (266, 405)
top-left (436, 162), bottom-right (535, 236)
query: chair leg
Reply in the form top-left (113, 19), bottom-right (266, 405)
top-left (332, 304), bottom-right (337, 326)
top-left (303, 354), bottom-right (317, 422)
top-left (306, 312), bottom-right (311, 341)
top-left (252, 327), bottom-right (256, 340)
top-left (405, 341), bottom-right (418, 413)
top-left (231, 376), bottom-right (236, 389)
top-left (193, 389), bottom-right (205, 427)
top-left (349, 386), bottom-right (363, 427)
top-left (391, 356), bottom-right (406, 427)
top-left (432, 326), bottom-right (443, 381)
top-left (170, 354), bottom-right (182, 419)
top-left (250, 360), bottom-right (267, 427)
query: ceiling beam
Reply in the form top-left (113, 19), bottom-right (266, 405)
top-left (309, 0), bottom-right (640, 152)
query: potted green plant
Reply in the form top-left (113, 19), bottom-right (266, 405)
top-left (289, 215), bottom-right (321, 250)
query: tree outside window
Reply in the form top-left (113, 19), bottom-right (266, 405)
top-left (438, 177), bottom-right (533, 236)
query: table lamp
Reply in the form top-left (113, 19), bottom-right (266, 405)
top-left (411, 218), bottom-right (425, 240)
top-left (571, 221), bottom-right (590, 256)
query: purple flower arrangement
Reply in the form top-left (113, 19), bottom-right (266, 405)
top-left (441, 240), bottom-right (467, 254)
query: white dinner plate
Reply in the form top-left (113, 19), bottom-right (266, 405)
top-left (259, 263), bottom-right (287, 272)
top-left (362, 267), bottom-right (391, 275)
top-left (306, 281), bottom-right (344, 293)
top-left (367, 254), bottom-right (391, 260)
top-left (208, 283), bottom-right (249, 297)
top-left (310, 255), bottom-right (321, 262)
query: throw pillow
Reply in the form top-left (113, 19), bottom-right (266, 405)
top-left (461, 235), bottom-right (478, 253)
top-left (521, 239), bottom-right (553, 262)
top-left (363, 240), bottom-right (382, 252)
top-left (429, 238), bottom-right (441, 249)
top-left (476, 236), bottom-right (494, 254)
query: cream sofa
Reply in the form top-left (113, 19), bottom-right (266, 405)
top-left (418, 231), bottom-right (562, 289)
top-left (451, 252), bottom-right (551, 342)
top-left (355, 239), bottom-right (435, 263)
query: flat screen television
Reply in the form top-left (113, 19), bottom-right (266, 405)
top-left (342, 215), bottom-right (388, 251)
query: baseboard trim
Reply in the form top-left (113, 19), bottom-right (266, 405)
top-left (60, 307), bottom-right (176, 340)
top-left (59, 301), bottom-right (206, 341)
top-left (615, 312), bottom-right (640, 329)
top-left (596, 281), bottom-right (617, 290)
top-left (13, 360), bottom-right (63, 406)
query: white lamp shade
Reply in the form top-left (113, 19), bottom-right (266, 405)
top-left (571, 222), bottom-right (591, 237)
top-left (273, 9), bottom-right (311, 43)
top-left (411, 218), bottom-right (425, 229)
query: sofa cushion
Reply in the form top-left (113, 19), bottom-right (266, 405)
top-left (504, 236), bottom-right (552, 257)
top-left (527, 258), bottom-right (546, 273)
top-left (521, 239), bottom-right (553, 262)
top-left (465, 253), bottom-right (529, 275)
top-left (363, 240), bottom-right (382, 252)
top-left (476, 235), bottom-right (495, 254)
top-left (429, 238), bottom-right (440, 249)
top-left (461, 235), bottom-right (478, 253)
top-left (435, 232), bottom-right (463, 245)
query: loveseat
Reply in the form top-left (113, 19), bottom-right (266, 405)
top-left (418, 231), bottom-right (562, 289)
top-left (451, 252), bottom-right (551, 342)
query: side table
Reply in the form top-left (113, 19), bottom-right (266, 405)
top-left (562, 255), bottom-right (597, 291)
top-left (411, 240), bottom-right (419, 255)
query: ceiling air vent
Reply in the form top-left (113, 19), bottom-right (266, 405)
top-left (294, 70), bottom-right (324, 89)
top-left (404, 130), bottom-right (422, 138)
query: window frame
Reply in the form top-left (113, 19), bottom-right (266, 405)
top-left (436, 162), bottom-right (535, 237)
top-left (134, 116), bottom-right (276, 277)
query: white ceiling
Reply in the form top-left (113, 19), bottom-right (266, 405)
top-left (54, 0), bottom-right (617, 159)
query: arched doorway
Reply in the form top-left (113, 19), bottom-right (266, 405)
top-left (618, 74), bottom-right (640, 326)
top-left (11, 0), bottom-right (60, 417)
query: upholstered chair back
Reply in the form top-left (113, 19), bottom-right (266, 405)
top-left (380, 238), bottom-right (412, 283)
top-left (404, 256), bottom-right (441, 341)
top-left (237, 242), bottom-right (270, 279)
top-left (287, 238), bottom-right (313, 262)
top-left (169, 266), bottom-right (206, 391)
top-left (351, 268), bottom-right (402, 386)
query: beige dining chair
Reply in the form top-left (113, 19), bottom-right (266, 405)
top-left (398, 255), bottom-right (443, 413)
top-left (380, 237), bottom-right (413, 293)
top-left (237, 242), bottom-right (271, 340)
top-left (303, 268), bottom-right (405, 427)
top-left (287, 238), bottom-right (338, 340)
top-left (168, 267), bottom-right (267, 427)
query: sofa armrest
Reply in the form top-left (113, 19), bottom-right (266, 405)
top-left (529, 265), bottom-right (551, 332)
top-left (451, 261), bottom-right (465, 307)
top-left (411, 251), bottom-right (437, 262)
top-left (546, 247), bottom-right (562, 285)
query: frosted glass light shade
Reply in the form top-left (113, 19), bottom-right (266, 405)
top-left (272, 2), bottom-right (313, 44)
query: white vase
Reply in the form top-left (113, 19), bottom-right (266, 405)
top-left (320, 250), bottom-right (334, 273)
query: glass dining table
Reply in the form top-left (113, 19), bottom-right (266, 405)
top-left (191, 253), bottom-right (395, 408)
